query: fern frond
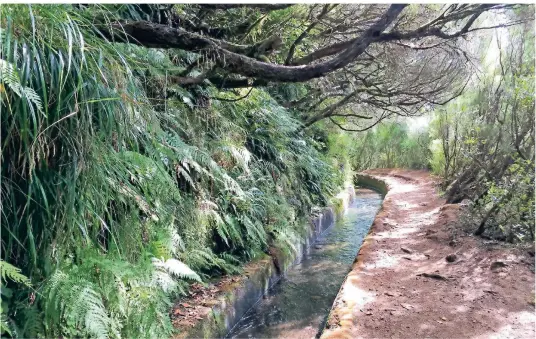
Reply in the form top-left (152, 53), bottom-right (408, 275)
top-left (0, 59), bottom-right (43, 113)
top-left (0, 59), bottom-right (23, 96)
top-left (152, 258), bottom-right (201, 282)
top-left (0, 260), bottom-right (31, 287)
top-left (1, 314), bottom-right (12, 337)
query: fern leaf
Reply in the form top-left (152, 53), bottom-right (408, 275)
top-left (23, 86), bottom-right (44, 113)
top-left (152, 258), bottom-right (201, 282)
top-left (0, 59), bottom-right (23, 96)
top-left (0, 260), bottom-right (31, 287)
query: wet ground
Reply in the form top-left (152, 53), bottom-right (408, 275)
top-left (227, 189), bottom-right (382, 339)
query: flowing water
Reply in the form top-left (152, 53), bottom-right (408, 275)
top-left (227, 188), bottom-right (383, 339)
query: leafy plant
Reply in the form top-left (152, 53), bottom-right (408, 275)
top-left (1, 4), bottom-right (344, 337)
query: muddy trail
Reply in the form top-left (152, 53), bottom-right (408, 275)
top-left (322, 169), bottom-right (535, 339)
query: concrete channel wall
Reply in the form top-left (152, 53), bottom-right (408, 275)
top-left (319, 173), bottom-right (389, 338)
top-left (182, 186), bottom-right (356, 339)
top-left (354, 173), bottom-right (389, 196)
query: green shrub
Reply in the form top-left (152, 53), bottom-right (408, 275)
top-left (0, 5), bottom-right (342, 337)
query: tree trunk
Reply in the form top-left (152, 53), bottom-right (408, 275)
top-left (474, 191), bottom-right (512, 236)
top-left (445, 164), bottom-right (479, 203)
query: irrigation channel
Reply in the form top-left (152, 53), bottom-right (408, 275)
top-left (226, 188), bottom-right (383, 339)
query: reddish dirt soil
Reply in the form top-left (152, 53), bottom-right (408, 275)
top-left (171, 256), bottom-right (273, 337)
top-left (322, 169), bottom-right (535, 339)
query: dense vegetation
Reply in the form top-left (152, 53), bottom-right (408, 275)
top-left (352, 18), bottom-right (535, 242)
top-left (433, 21), bottom-right (534, 241)
top-left (0, 5), bottom-right (348, 337)
top-left (350, 121), bottom-right (431, 170)
top-left (0, 4), bottom-right (532, 338)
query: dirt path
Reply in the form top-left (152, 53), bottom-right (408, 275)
top-left (322, 169), bottom-right (535, 339)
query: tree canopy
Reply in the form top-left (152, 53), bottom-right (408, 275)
top-left (96, 4), bottom-right (529, 130)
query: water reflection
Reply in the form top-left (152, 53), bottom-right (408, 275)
top-left (227, 189), bottom-right (382, 339)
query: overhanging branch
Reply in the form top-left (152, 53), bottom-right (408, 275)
top-left (199, 4), bottom-right (293, 11)
top-left (328, 112), bottom-right (390, 132)
top-left (100, 5), bottom-right (406, 83)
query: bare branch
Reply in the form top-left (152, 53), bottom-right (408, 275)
top-left (328, 112), bottom-right (390, 132)
top-left (293, 5), bottom-right (520, 65)
top-left (199, 4), bottom-right (293, 12)
top-left (285, 4), bottom-right (335, 65)
top-left (102, 5), bottom-right (406, 83)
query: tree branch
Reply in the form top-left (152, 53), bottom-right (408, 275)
top-left (212, 87), bottom-right (254, 102)
top-left (101, 4), bottom-right (406, 83)
top-left (302, 90), bottom-right (363, 127)
top-left (328, 112), bottom-right (390, 132)
top-left (199, 4), bottom-right (293, 12)
top-left (292, 38), bottom-right (356, 66)
top-left (332, 113), bottom-right (373, 119)
top-left (102, 21), bottom-right (281, 57)
top-left (293, 4), bottom-right (516, 66)
top-left (285, 4), bottom-right (335, 65)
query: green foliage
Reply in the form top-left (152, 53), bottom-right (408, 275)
top-left (1, 261), bottom-right (32, 337)
top-left (469, 159), bottom-right (535, 241)
top-left (429, 21), bottom-right (535, 241)
top-left (1, 261), bottom-right (31, 287)
top-left (1, 4), bottom-right (343, 337)
top-left (350, 121), bottom-right (431, 171)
